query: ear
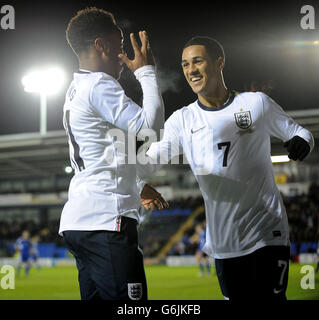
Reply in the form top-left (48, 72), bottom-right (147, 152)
top-left (217, 57), bottom-right (225, 70)
top-left (94, 38), bottom-right (110, 55)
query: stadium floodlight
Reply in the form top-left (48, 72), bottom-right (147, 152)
top-left (21, 67), bottom-right (65, 135)
top-left (271, 155), bottom-right (290, 163)
top-left (64, 166), bottom-right (73, 174)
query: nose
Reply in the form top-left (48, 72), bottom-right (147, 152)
top-left (189, 63), bottom-right (199, 75)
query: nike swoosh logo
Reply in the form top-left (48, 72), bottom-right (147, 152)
top-left (191, 126), bottom-right (206, 134)
top-left (273, 288), bottom-right (284, 294)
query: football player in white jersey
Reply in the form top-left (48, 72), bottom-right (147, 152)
top-left (146, 36), bottom-right (314, 300)
top-left (59, 7), bottom-right (168, 300)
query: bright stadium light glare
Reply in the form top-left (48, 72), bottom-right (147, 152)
top-left (21, 67), bottom-right (65, 95)
top-left (21, 66), bottom-right (66, 135)
top-left (288, 40), bottom-right (319, 47)
top-left (64, 166), bottom-right (73, 174)
top-left (271, 155), bottom-right (290, 163)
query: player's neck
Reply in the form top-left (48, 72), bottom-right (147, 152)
top-left (79, 59), bottom-right (103, 73)
top-left (198, 85), bottom-right (229, 108)
top-left (79, 53), bottom-right (110, 74)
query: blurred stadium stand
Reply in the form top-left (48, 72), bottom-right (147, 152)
top-left (0, 109), bottom-right (318, 262)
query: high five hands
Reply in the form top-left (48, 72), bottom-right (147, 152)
top-left (118, 31), bottom-right (155, 72)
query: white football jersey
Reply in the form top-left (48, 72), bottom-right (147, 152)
top-left (147, 91), bottom-right (314, 259)
top-left (59, 65), bottom-right (164, 235)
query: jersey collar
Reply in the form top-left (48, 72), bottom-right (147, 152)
top-left (77, 69), bottom-right (92, 74)
top-left (197, 90), bottom-right (236, 112)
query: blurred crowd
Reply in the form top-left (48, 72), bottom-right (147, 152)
top-left (0, 220), bottom-right (59, 243)
top-left (284, 183), bottom-right (319, 243)
top-left (138, 196), bottom-right (204, 257)
top-left (0, 184), bottom-right (318, 258)
top-left (0, 219), bottom-right (63, 257)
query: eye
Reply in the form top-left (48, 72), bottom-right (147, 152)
top-left (182, 62), bottom-right (189, 68)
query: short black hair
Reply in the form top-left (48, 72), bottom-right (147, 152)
top-left (184, 36), bottom-right (225, 62)
top-left (66, 7), bottom-right (120, 56)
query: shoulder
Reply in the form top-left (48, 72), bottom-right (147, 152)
top-left (166, 101), bottom-right (197, 127)
top-left (90, 72), bottom-right (121, 90)
top-left (88, 73), bottom-right (124, 104)
top-left (172, 101), bottom-right (198, 119)
top-left (233, 91), bottom-right (272, 113)
top-left (233, 91), bottom-right (267, 103)
top-left (73, 72), bottom-right (121, 95)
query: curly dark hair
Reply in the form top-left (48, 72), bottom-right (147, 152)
top-left (184, 36), bottom-right (225, 62)
top-left (66, 7), bottom-right (120, 56)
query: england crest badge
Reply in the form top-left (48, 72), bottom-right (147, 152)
top-left (128, 283), bottom-right (143, 300)
top-left (234, 111), bottom-right (252, 129)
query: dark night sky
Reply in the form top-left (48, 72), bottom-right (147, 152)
top-left (0, 0), bottom-right (318, 135)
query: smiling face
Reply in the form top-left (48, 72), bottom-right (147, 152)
top-left (181, 45), bottom-right (221, 97)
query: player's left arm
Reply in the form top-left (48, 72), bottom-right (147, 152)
top-left (260, 92), bottom-right (315, 161)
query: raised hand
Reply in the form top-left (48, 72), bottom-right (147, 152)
top-left (118, 31), bottom-right (155, 73)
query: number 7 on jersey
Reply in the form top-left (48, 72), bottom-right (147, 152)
top-left (217, 141), bottom-right (231, 167)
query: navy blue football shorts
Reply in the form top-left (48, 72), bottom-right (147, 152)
top-left (215, 245), bottom-right (290, 301)
top-left (63, 216), bottom-right (147, 300)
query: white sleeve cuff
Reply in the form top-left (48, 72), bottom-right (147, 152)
top-left (296, 129), bottom-right (315, 152)
top-left (136, 177), bottom-right (147, 194)
top-left (134, 65), bottom-right (156, 80)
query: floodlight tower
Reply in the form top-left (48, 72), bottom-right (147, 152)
top-left (22, 67), bottom-right (65, 135)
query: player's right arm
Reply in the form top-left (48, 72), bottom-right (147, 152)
top-left (146, 111), bottom-right (183, 164)
top-left (134, 112), bottom-right (182, 210)
top-left (90, 31), bottom-right (164, 139)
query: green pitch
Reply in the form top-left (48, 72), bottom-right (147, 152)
top-left (0, 264), bottom-right (317, 300)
